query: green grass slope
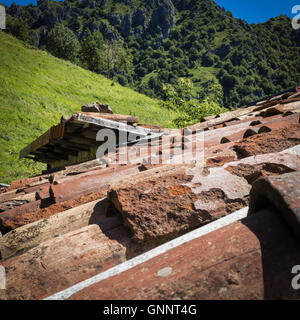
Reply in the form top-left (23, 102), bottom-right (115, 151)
top-left (0, 32), bottom-right (178, 183)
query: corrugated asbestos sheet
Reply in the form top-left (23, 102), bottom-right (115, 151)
top-left (0, 88), bottom-right (300, 300)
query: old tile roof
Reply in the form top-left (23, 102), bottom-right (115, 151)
top-left (19, 112), bottom-right (163, 168)
top-left (0, 89), bottom-right (300, 300)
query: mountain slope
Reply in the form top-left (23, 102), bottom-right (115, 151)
top-left (4, 0), bottom-right (300, 107)
top-left (0, 31), bottom-right (178, 183)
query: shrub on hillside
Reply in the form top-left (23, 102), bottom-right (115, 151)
top-left (46, 24), bottom-right (80, 63)
top-left (161, 78), bottom-right (227, 127)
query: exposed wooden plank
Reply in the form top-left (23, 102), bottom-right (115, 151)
top-left (53, 146), bottom-right (79, 157)
top-left (57, 140), bottom-right (91, 151)
top-left (33, 151), bottom-right (69, 161)
top-left (64, 135), bottom-right (99, 145)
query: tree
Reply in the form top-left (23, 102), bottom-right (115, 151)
top-left (46, 24), bottom-right (80, 63)
top-left (80, 31), bottom-right (106, 73)
top-left (189, 47), bottom-right (199, 61)
top-left (6, 16), bottom-right (31, 43)
top-left (161, 78), bottom-right (227, 127)
top-left (202, 53), bottom-right (214, 67)
top-left (219, 71), bottom-right (238, 89)
top-left (104, 40), bottom-right (133, 80)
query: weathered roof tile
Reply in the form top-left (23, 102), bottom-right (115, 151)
top-left (249, 171), bottom-right (300, 238)
top-left (68, 206), bottom-right (300, 300)
top-left (0, 198), bottom-right (108, 259)
top-left (0, 224), bottom-right (127, 300)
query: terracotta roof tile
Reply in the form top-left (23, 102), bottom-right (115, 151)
top-left (107, 151), bottom-right (299, 246)
top-left (68, 206), bottom-right (300, 300)
top-left (48, 164), bottom-right (144, 203)
top-left (249, 171), bottom-right (300, 237)
top-left (0, 191), bottom-right (106, 233)
top-left (233, 123), bottom-right (300, 157)
top-left (0, 198), bottom-right (108, 260)
top-left (0, 224), bottom-right (128, 300)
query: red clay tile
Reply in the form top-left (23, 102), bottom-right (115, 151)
top-left (0, 224), bottom-right (129, 300)
top-left (108, 164), bottom-right (250, 245)
top-left (49, 165), bottom-right (144, 203)
top-left (68, 207), bottom-right (300, 300)
top-left (224, 153), bottom-right (300, 184)
top-left (0, 198), bottom-right (110, 259)
top-left (249, 171), bottom-right (300, 238)
top-left (234, 123), bottom-right (300, 157)
top-left (0, 191), bottom-right (105, 233)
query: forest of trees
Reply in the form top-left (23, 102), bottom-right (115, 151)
top-left (45, 25), bottom-right (133, 84)
top-left (3, 0), bottom-right (300, 109)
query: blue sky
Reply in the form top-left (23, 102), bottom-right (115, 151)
top-left (215, 0), bottom-right (295, 23)
top-left (0, 0), bottom-right (297, 24)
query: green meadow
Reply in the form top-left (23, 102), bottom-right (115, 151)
top-left (0, 32), bottom-right (178, 183)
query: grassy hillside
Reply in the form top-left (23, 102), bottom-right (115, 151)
top-left (0, 32), bottom-right (178, 183)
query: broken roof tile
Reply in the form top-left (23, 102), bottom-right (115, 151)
top-left (106, 150), bottom-right (299, 246)
top-left (0, 198), bottom-right (108, 260)
top-left (0, 190), bottom-right (106, 233)
top-left (48, 164), bottom-right (144, 203)
top-left (67, 169), bottom-right (300, 300)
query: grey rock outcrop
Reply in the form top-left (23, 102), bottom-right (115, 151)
top-left (132, 8), bottom-right (148, 28)
top-left (149, 0), bottom-right (175, 39)
top-left (120, 11), bottom-right (132, 37)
